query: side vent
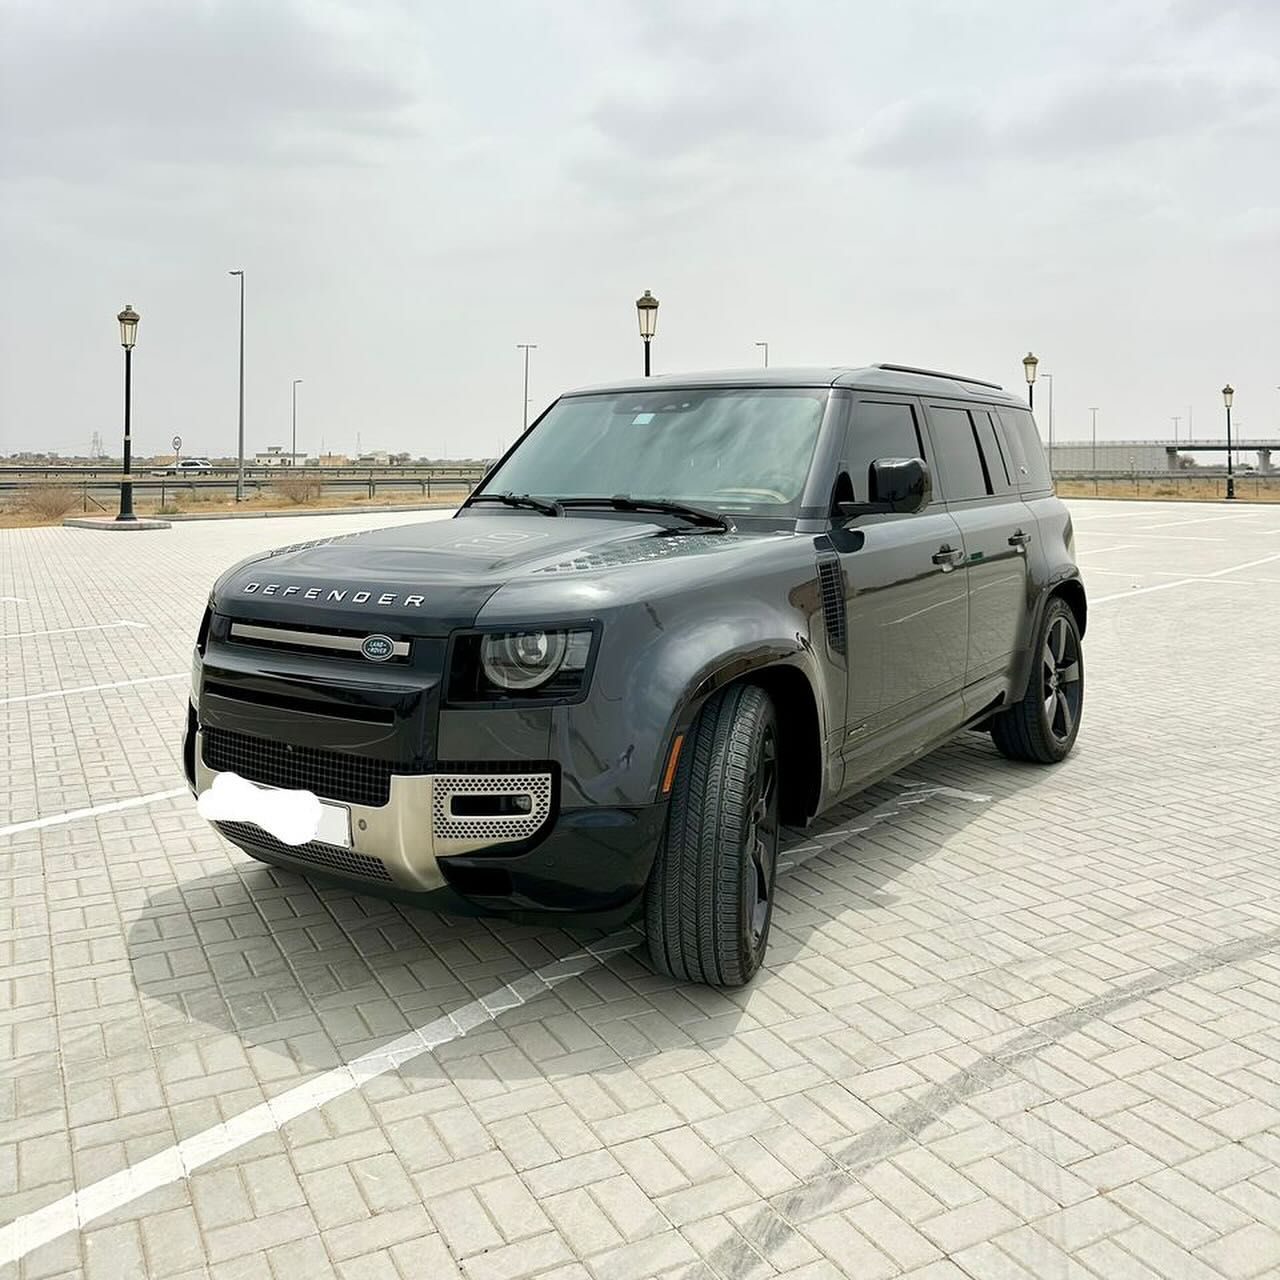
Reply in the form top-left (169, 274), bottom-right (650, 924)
top-left (816, 556), bottom-right (847, 656)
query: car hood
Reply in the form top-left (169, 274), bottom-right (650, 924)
top-left (209, 512), bottom-right (762, 633)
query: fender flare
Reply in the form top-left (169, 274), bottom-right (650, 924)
top-left (656, 642), bottom-right (829, 823)
top-left (1010, 571), bottom-right (1088, 703)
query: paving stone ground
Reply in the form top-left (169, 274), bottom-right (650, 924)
top-left (2, 499), bottom-right (1279, 1280)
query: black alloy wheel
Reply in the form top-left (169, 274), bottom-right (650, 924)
top-left (990, 596), bottom-right (1085, 764)
top-left (645, 683), bottom-right (781, 987)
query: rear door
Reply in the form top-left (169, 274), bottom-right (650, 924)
top-left (921, 401), bottom-right (1038, 690)
top-left (833, 397), bottom-right (969, 742)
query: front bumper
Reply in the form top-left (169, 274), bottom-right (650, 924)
top-left (187, 714), bottom-right (662, 914)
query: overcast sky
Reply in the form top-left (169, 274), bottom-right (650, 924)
top-left (1, 0), bottom-right (1277, 460)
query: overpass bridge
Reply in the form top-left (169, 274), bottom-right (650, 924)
top-left (1048, 439), bottom-right (1279, 473)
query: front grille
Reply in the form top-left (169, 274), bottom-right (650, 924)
top-left (215, 821), bottom-right (393, 883)
top-left (204, 726), bottom-right (396, 807)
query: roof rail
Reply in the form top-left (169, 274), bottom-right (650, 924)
top-left (872, 362), bottom-right (1003, 391)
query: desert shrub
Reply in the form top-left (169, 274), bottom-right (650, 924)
top-left (273, 471), bottom-right (322, 504)
top-left (23, 485), bottom-right (79, 520)
top-left (157, 502), bottom-right (181, 515)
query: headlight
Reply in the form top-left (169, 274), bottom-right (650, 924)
top-left (449, 627), bottom-right (597, 702)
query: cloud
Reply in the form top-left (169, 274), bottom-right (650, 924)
top-left (0, 0), bottom-right (426, 183)
top-left (564, 4), bottom-right (830, 207)
top-left (849, 64), bottom-right (1278, 176)
top-left (1009, 68), bottom-right (1277, 155)
top-left (852, 98), bottom-right (990, 172)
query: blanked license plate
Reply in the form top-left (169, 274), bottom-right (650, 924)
top-left (315, 799), bottom-right (353, 847)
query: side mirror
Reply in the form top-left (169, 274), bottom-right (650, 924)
top-left (837, 457), bottom-right (931, 520)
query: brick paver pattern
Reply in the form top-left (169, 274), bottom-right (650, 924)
top-left (1, 500), bottom-right (1279, 1279)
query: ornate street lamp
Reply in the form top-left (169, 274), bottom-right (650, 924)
top-left (116, 305), bottom-right (140, 522)
top-left (1022, 351), bottom-right (1039, 411)
top-left (636, 290), bottom-right (659, 377)
top-left (1223, 384), bottom-right (1236, 500)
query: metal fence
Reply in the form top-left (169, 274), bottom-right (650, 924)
top-left (1051, 471), bottom-right (1280, 500)
top-left (0, 465), bottom-right (488, 512)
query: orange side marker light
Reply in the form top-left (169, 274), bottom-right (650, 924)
top-left (661, 734), bottom-right (685, 795)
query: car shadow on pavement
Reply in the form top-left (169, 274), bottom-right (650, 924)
top-left (124, 735), bottom-right (1027, 1089)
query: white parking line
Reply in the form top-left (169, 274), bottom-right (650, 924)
top-left (1091, 551), bottom-right (1280, 604)
top-left (778, 783), bottom-right (991, 872)
top-left (0, 788), bottom-right (188, 839)
top-left (0, 596), bottom-right (22, 603)
top-left (0, 672), bottom-right (187, 706)
top-left (1075, 545), bottom-right (1140, 555)
top-left (0, 780), bottom-right (989, 1263)
top-left (0, 930), bottom-right (640, 1266)
top-left (0, 621), bottom-right (147, 641)
top-left (1140, 513), bottom-right (1264, 529)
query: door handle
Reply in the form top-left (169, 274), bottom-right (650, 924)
top-left (1008, 529), bottom-right (1032, 550)
top-left (932, 544), bottom-right (964, 571)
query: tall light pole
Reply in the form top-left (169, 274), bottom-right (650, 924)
top-left (1171, 415), bottom-right (1181, 446)
top-left (636, 290), bottom-right (659, 377)
top-left (516, 344), bottom-right (537, 433)
top-left (1223, 384), bottom-right (1235, 500)
top-left (1022, 351), bottom-right (1039, 411)
top-left (755, 341), bottom-right (769, 368)
top-left (291, 379), bottom-right (302, 466)
top-left (115, 305), bottom-right (140, 522)
top-left (229, 270), bottom-right (245, 500)
top-left (1090, 407), bottom-right (1100, 473)
top-left (1042, 372), bottom-right (1054, 473)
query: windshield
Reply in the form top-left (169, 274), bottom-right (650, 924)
top-left (482, 387), bottom-right (829, 517)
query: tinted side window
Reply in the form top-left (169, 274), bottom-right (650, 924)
top-left (996, 406), bottom-right (1053, 493)
top-left (927, 405), bottom-right (990, 501)
top-left (846, 401), bottom-right (924, 503)
top-left (972, 409), bottom-right (1013, 492)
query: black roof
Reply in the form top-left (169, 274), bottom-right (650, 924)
top-left (565, 364), bottom-right (1025, 405)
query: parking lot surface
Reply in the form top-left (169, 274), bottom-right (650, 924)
top-left (2, 499), bottom-right (1279, 1280)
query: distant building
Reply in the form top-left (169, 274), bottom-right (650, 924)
top-left (316, 453), bottom-right (350, 467)
top-left (253, 446), bottom-right (307, 467)
top-left (355, 451), bottom-right (391, 466)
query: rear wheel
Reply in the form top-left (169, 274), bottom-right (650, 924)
top-left (645, 683), bottom-right (779, 987)
top-left (991, 597), bottom-right (1084, 763)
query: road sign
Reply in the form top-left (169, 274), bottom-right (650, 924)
top-left (172, 435), bottom-right (182, 452)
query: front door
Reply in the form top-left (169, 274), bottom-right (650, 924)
top-left (832, 397), bottom-right (970, 771)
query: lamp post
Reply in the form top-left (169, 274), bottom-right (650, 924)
top-left (1090, 407), bottom-right (1100, 473)
top-left (1223, 384), bottom-right (1236, 500)
top-left (755, 341), bottom-right (769, 368)
top-left (1042, 372), bottom-right (1054, 473)
top-left (115, 305), bottom-right (140, 522)
top-left (1172, 415), bottom-right (1181, 446)
top-left (291, 379), bottom-right (302, 466)
top-left (516, 344), bottom-right (537, 433)
top-left (229, 270), bottom-right (245, 500)
top-left (1022, 351), bottom-right (1039, 411)
top-left (636, 290), bottom-right (659, 377)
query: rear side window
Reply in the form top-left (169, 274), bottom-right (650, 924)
top-left (845, 401), bottom-right (925, 502)
top-left (926, 405), bottom-right (990, 501)
top-left (996, 406), bottom-right (1053, 493)
top-left (971, 410), bottom-right (1014, 492)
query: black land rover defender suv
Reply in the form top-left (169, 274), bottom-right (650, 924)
top-left (186, 364), bottom-right (1085, 986)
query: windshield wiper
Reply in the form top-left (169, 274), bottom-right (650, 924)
top-left (467, 491), bottom-right (563, 517)
top-left (558, 495), bottom-right (733, 532)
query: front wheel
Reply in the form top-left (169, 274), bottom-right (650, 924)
top-left (645, 683), bottom-right (780, 987)
top-left (991, 597), bottom-right (1084, 763)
